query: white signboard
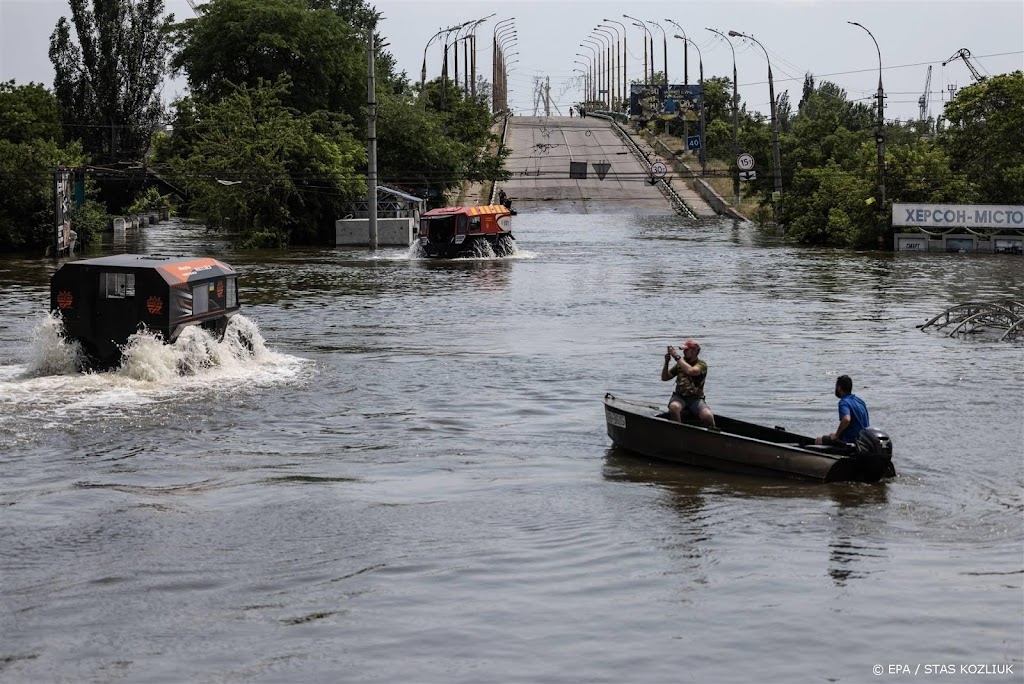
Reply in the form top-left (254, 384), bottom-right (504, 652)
top-left (893, 203), bottom-right (1024, 230)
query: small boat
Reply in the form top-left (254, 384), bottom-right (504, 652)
top-left (418, 204), bottom-right (515, 258)
top-left (51, 254), bottom-right (241, 368)
top-left (603, 393), bottom-right (895, 483)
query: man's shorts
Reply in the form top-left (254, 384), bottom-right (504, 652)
top-left (670, 393), bottom-right (709, 417)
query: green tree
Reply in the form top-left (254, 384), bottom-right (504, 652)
top-left (413, 77), bottom-right (509, 202)
top-left (49, 0), bottom-right (173, 162)
top-left (0, 81), bottom-right (63, 144)
top-left (374, 89), bottom-right (465, 202)
top-left (156, 79), bottom-right (365, 246)
top-left (0, 81), bottom-right (105, 252)
top-left (940, 71), bottom-right (1024, 204)
top-left (783, 160), bottom-right (875, 246)
top-left (171, 0), bottom-right (365, 120)
top-left (306, 0), bottom-right (399, 85)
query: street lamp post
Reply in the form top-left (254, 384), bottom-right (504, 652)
top-left (674, 34), bottom-right (705, 176)
top-left (624, 14), bottom-right (651, 86)
top-left (573, 66), bottom-right (590, 107)
top-left (421, 27), bottom-right (446, 110)
top-left (603, 18), bottom-right (626, 112)
top-left (599, 23), bottom-right (621, 112)
top-left (648, 20), bottom-right (668, 86)
top-left (594, 29), bottom-right (614, 110)
top-left (575, 55), bottom-right (593, 103)
top-left (849, 21), bottom-right (886, 218)
top-left (665, 20), bottom-right (688, 86)
top-left (580, 43), bottom-right (599, 104)
top-left (706, 27), bottom-right (740, 207)
top-left (453, 23), bottom-right (468, 91)
top-left (468, 15), bottom-right (495, 99)
top-left (575, 56), bottom-right (592, 102)
top-left (497, 34), bottom-right (517, 113)
top-left (667, 19), bottom-right (690, 150)
top-left (441, 22), bottom-right (469, 111)
top-left (582, 38), bottom-right (603, 107)
top-left (729, 29), bottom-right (783, 227)
top-left (492, 18), bottom-right (515, 113)
top-left (495, 28), bottom-right (517, 113)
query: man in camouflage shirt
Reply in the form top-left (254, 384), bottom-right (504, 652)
top-left (661, 339), bottom-right (716, 428)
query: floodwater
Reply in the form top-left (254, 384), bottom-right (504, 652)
top-left (1, 216), bottom-right (1022, 683)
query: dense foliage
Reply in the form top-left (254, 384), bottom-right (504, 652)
top-left (49, 0), bottom-right (173, 163)
top-left (0, 81), bottom-right (104, 251)
top-left (155, 79), bottom-right (366, 246)
top-left (159, 0), bottom-right (506, 245)
top-left (3, 0), bottom-right (1017, 253)
top-left (653, 69), bottom-right (1024, 247)
top-left (940, 72), bottom-right (1024, 205)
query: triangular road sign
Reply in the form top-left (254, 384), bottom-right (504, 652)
top-left (592, 161), bottom-right (611, 180)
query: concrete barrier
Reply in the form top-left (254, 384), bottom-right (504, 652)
top-left (336, 217), bottom-right (415, 246)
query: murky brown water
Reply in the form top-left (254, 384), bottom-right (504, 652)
top-left (1, 215), bottom-right (1021, 683)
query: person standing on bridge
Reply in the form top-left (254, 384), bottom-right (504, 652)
top-left (662, 339), bottom-right (716, 428)
top-left (815, 374), bottom-right (870, 445)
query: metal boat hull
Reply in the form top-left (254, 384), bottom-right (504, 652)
top-left (604, 393), bottom-right (895, 483)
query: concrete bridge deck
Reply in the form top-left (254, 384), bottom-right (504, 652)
top-left (495, 115), bottom-right (716, 217)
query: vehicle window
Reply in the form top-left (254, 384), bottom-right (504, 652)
top-left (192, 282), bottom-right (209, 314)
top-left (226, 276), bottom-right (237, 308)
top-left (101, 272), bottom-right (135, 298)
top-left (469, 216), bottom-right (482, 233)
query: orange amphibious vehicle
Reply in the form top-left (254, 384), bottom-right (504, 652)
top-left (418, 205), bottom-right (515, 258)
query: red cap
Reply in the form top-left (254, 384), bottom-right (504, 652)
top-left (682, 339), bottom-right (700, 350)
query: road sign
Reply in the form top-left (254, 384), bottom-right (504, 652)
top-left (592, 161), bottom-right (611, 180)
top-left (569, 161), bottom-right (588, 179)
top-left (687, 135), bottom-right (702, 151)
top-left (650, 161), bottom-right (668, 178)
top-left (737, 153), bottom-right (755, 171)
top-left (739, 170), bottom-right (757, 181)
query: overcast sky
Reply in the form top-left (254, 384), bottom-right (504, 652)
top-left (2, 0), bottom-right (1021, 122)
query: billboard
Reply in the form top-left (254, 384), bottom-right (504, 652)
top-left (630, 84), bottom-right (703, 121)
top-left (893, 203), bottom-right (1024, 230)
top-left (54, 167), bottom-right (73, 256)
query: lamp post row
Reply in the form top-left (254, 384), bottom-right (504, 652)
top-left (420, 15), bottom-right (517, 114)
top-left (421, 16), bottom-right (886, 222)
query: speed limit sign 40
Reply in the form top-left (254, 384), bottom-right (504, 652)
top-left (737, 153), bottom-right (755, 171)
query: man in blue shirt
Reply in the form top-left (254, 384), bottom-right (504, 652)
top-left (816, 375), bottom-right (870, 445)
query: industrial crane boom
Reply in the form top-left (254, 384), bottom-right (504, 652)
top-left (918, 65), bottom-right (932, 120)
top-left (942, 48), bottom-right (983, 82)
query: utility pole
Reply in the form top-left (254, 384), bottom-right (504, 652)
top-left (367, 30), bottom-right (378, 250)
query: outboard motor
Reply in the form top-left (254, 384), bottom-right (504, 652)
top-left (854, 427), bottom-right (893, 482)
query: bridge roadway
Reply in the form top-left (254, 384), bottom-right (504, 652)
top-left (498, 116), bottom-right (677, 215)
